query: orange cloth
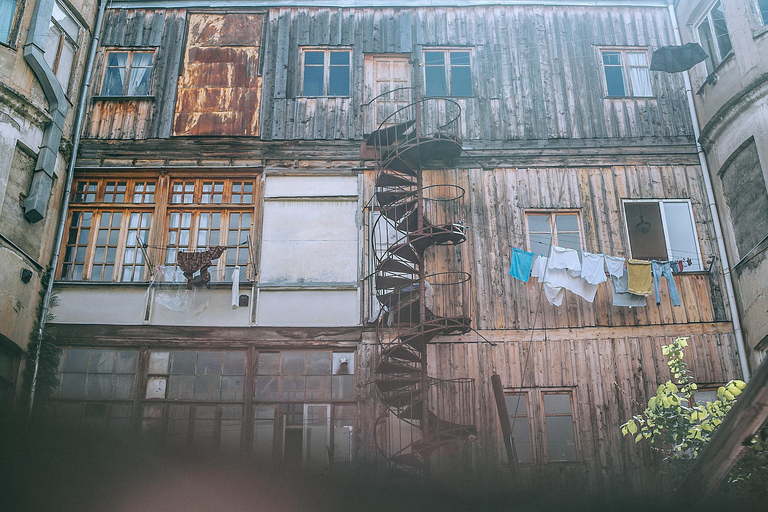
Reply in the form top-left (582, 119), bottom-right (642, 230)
top-left (627, 259), bottom-right (652, 295)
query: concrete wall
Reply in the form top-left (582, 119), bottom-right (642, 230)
top-left (675, 0), bottom-right (768, 367)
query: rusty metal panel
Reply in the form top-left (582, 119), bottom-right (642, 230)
top-left (173, 13), bottom-right (263, 136)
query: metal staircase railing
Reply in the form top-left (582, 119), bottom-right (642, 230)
top-left (364, 89), bottom-right (475, 472)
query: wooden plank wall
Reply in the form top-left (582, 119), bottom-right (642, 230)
top-left (427, 330), bottom-right (743, 491)
top-left (260, 5), bottom-right (692, 141)
top-left (423, 165), bottom-right (730, 330)
top-left (84, 9), bottom-right (186, 139)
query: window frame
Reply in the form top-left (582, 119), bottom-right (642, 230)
top-left (621, 198), bottom-right (704, 272)
top-left (524, 210), bottom-right (585, 258)
top-left (99, 48), bottom-right (157, 97)
top-left (45, 0), bottom-right (82, 96)
top-left (422, 48), bottom-right (474, 98)
top-left (598, 47), bottom-right (654, 98)
top-left (503, 387), bottom-right (580, 465)
top-left (694, 1), bottom-right (733, 73)
top-left (299, 47), bottom-right (352, 97)
top-left (0, 0), bottom-right (23, 47)
top-left (757, 0), bottom-right (768, 26)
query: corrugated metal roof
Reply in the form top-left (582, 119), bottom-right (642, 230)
top-left (108, 1), bottom-right (670, 10)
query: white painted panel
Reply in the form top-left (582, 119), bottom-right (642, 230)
top-left (260, 199), bottom-right (359, 284)
top-left (151, 287), bottom-right (250, 326)
top-left (52, 286), bottom-right (148, 325)
top-left (260, 241), bottom-right (358, 284)
top-left (264, 176), bottom-right (358, 197)
top-left (257, 290), bottom-right (359, 326)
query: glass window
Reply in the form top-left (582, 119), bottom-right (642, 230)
top-left (301, 49), bottom-right (350, 96)
top-left (696, 2), bottom-right (732, 73)
top-left (44, 2), bottom-right (81, 94)
top-left (0, 0), bottom-right (20, 45)
top-left (424, 49), bottom-right (473, 97)
top-left (543, 392), bottom-right (578, 462)
top-left (526, 212), bottom-right (583, 257)
top-left (601, 49), bottom-right (653, 97)
top-left (102, 50), bottom-right (154, 96)
top-left (758, 0), bottom-right (768, 25)
top-left (504, 393), bottom-right (532, 464)
top-left (624, 201), bottom-right (703, 271)
top-left (255, 350), bottom-right (355, 402)
top-left (54, 348), bottom-right (138, 401)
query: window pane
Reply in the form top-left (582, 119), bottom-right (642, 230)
top-left (450, 51), bottom-right (472, 97)
top-left (333, 404), bottom-right (355, 464)
top-left (167, 375), bottom-right (195, 399)
top-left (425, 66), bottom-right (447, 97)
top-left (86, 374), bottom-right (112, 399)
top-left (55, 39), bottom-right (75, 88)
top-left (662, 202), bottom-right (702, 271)
top-left (543, 393), bottom-right (572, 414)
top-left (171, 351), bottom-right (196, 374)
top-left (59, 373), bottom-right (87, 399)
top-left (221, 376), bottom-right (244, 401)
top-left (168, 404), bottom-right (190, 446)
top-left (555, 213), bottom-right (579, 233)
top-left (760, 0), bottom-right (768, 25)
top-left (306, 375), bottom-right (332, 400)
top-left (197, 352), bottom-right (222, 375)
top-left (545, 415), bottom-right (577, 461)
top-left (63, 348), bottom-right (90, 372)
top-left (281, 376), bottom-right (305, 400)
top-left (221, 405), bottom-right (243, 450)
top-left (255, 375), bottom-right (278, 400)
top-left (505, 394), bottom-right (527, 416)
top-left (115, 350), bottom-right (138, 373)
top-left (145, 376), bottom-right (166, 399)
top-left (52, 3), bottom-right (79, 40)
top-left (253, 405), bottom-right (275, 459)
top-left (604, 65), bottom-right (626, 96)
top-left (281, 351), bottom-right (305, 375)
top-left (424, 52), bottom-right (445, 66)
top-left (304, 51), bottom-right (324, 65)
top-left (329, 65), bottom-right (350, 96)
top-left (710, 2), bottom-right (732, 58)
top-left (557, 232), bottom-right (581, 252)
top-left (148, 351), bottom-right (169, 374)
top-left (103, 65), bottom-right (126, 96)
top-left (306, 351), bottom-right (332, 375)
top-left (194, 375), bottom-right (220, 400)
top-left (0, 0), bottom-right (18, 45)
top-left (333, 352), bottom-right (354, 374)
top-left (698, 20), bottom-right (716, 72)
top-left (223, 352), bottom-right (245, 375)
top-left (625, 202), bottom-right (668, 261)
top-left (257, 352), bottom-right (280, 375)
top-left (332, 375), bottom-right (355, 400)
top-left (303, 51), bottom-right (324, 96)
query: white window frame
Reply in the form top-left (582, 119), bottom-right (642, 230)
top-left (756, 0), bottom-right (768, 26)
top-left (694, 1), bottom-right (733, 73)
top-left (299, 47), bottom-right (351, 97)
top-left (598, 47), bottom-right (654, 98)
top-left (422, 48), bottom-right (474, 98)
top-left (45, 0), bottom-right (82, 95)
top-left (621, 199), bottom-right (704, 272)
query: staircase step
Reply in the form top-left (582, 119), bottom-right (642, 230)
top-left (376, 172), bottom-right (417, 188)
top-left (377, 257), bottom-right (417, 275)
top-left (389, 243), bottom-right (420, 264)
top-left (381, 344), bottom-right (423, 363)
top-left (365, 119), bottom-right (415, 147)
top-left (376, 378), bottom-right (422, 393)
top-left (381, 200), bottom-right (417, 222)
top-left (391, 453), bottom-right (424, 468)
top-left (377, 190), bottom-right (410, 206)
top-left (376, 360), bottom-right (422, 375)
top-left (399, 400), bottom-right (424, 420)
top-left (376, 275), bottom-right (415, 290)
top-left (380, 389), bottom-right (423, 408)
top-left (408, 224), bottom-right (467, 255)
top-left (382, 154), bottom-right (419, 177)
top-left (395, 211), bottom-right (433, 233)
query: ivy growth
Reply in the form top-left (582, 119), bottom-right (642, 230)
top-left (620, 337), bottom-right (767, 492)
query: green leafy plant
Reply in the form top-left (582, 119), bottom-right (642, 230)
top-left (621, 337), bottom-right (767, 490)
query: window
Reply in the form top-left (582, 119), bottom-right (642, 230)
top-left (101, 50), bottom-right (155, 96)
top-left (60, 178), bottom-right (156, 282)
top-left (44, 1), bottom-right (81, 93)
top-left (623, 200), bottom-right (703, 271)
top-left (503, 389), bottom-right (579, 464)
top-left (424, 50), bottom-right (473, 97)
top-left (58, 176), bottom-right (257, 283)
top-left (526, 211), bottom-right (583, 257)
top-left (254, 350), bottom-right (356, 467)
top-left (301, 49), bottom-right (350, 96)
top-left (0, 0), bottom-right (20, 45)
top-left (696, 1), bottom-right (732, 73)
top-left (164, 179), bottom-right (255, 283)
top-left (600, 49), bottom-right (653, 97)
top-left (758, 0), bottom-right (768, 25)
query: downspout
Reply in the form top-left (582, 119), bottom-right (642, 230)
top-left (28, 0), bottom-right (107, 412)
top-left (22, 0), bottom-right (68, 222)
top-left (666, 1), bottom-right (751, 381)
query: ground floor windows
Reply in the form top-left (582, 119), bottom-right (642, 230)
top-left (46, 347), bottom-right (357, 467)
top-left (504, 388), bottom-right (579, 465)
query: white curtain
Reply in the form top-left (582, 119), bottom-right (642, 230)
top-left (627, 52), bottom-right (653, 97)
top-left (128, 52), bottom-right (153, 95)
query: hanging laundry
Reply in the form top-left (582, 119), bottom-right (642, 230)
top-left (543, 268), bottom-right (598, 303)
top-left (610, 268), bottom-right (647, 308)
top-left (580, 252), bottom-right (608, 285)
top-left (530, 255), bottom-right (548, 279)
top-left (548, 246), bottom-right (581, 274)
top-left (627, 259), bottom-right (652, 296)
top-left (177, 245), bottom-right (226, 289)
top-left (651, 260), bottom-right (681, 306)
top-left (231, 265), bottom-right (240, 308)
top-left (671, 260), bottom-right (684, 275)
top-left (604, 255), bottom-right (626, 278)
top-left (543, 283), bottom-right (565, 306)
top-left (509, 247), bottom-right (535, 283)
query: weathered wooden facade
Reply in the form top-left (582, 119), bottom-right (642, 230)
top-left (46, 0), bottom-right (743, 496)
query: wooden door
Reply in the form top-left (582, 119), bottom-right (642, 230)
top-left (364, 55), bottom-right (413, 133)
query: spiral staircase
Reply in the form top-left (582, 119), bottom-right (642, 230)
top-left (364, 91), bottom-right (476, 472)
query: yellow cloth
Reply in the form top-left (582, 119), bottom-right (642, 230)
top-left (627, 259), bottom-right (652, 295)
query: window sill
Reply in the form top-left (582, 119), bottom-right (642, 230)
top-left (603, 95), bottom-right (655, 100)
top-left (752, 24), bottom-right (768, 40)
top-left (92, 95), bottom-right (155, 101)
top-left (696, 52), bottom-right (735, 95)
top-left (299, 95), bottom-right (350, 99)
top-left (424, 95), bottom-right (474, 99)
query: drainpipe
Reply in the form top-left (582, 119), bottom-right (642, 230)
top-left (29, 0), bottom-right (107, 413)
top-left (666, 1), bottom-right (750, 381)
top-left (22, 0), bottom-right (69, 223)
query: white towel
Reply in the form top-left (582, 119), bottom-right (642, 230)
top-left (231, 266), bottom-right (240, 308)
top-left (581, 252), bottom-right (607, 285)
top-left (530, 255), bottom-right (548, 279)
top-left (604, 255), bottom-right (626, 278)
top-left (544, 267), bottom-right (598, 303)
top-left (543, 283), bottom-right (565, 306)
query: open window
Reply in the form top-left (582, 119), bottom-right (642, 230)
top-left (623, 200), bottom-right (703, 271)
top-left (758, 0), bottom-right (768, 26)
top-left (44, 1), bottom-right (82, 94)
top-left (695, 1), bottom-right (732, 73)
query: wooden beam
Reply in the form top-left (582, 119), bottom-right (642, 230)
top-left (491, 373), bottom-right (521, 482)
top-left (675, 357), bottom-right (768, 501)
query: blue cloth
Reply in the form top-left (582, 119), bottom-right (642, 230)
top-left (509, 248), bottom-right (535, 283)
top-left (652, 260), bottom-right (681, 306)
top-left (610, 268), bottom-right (647, 307)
